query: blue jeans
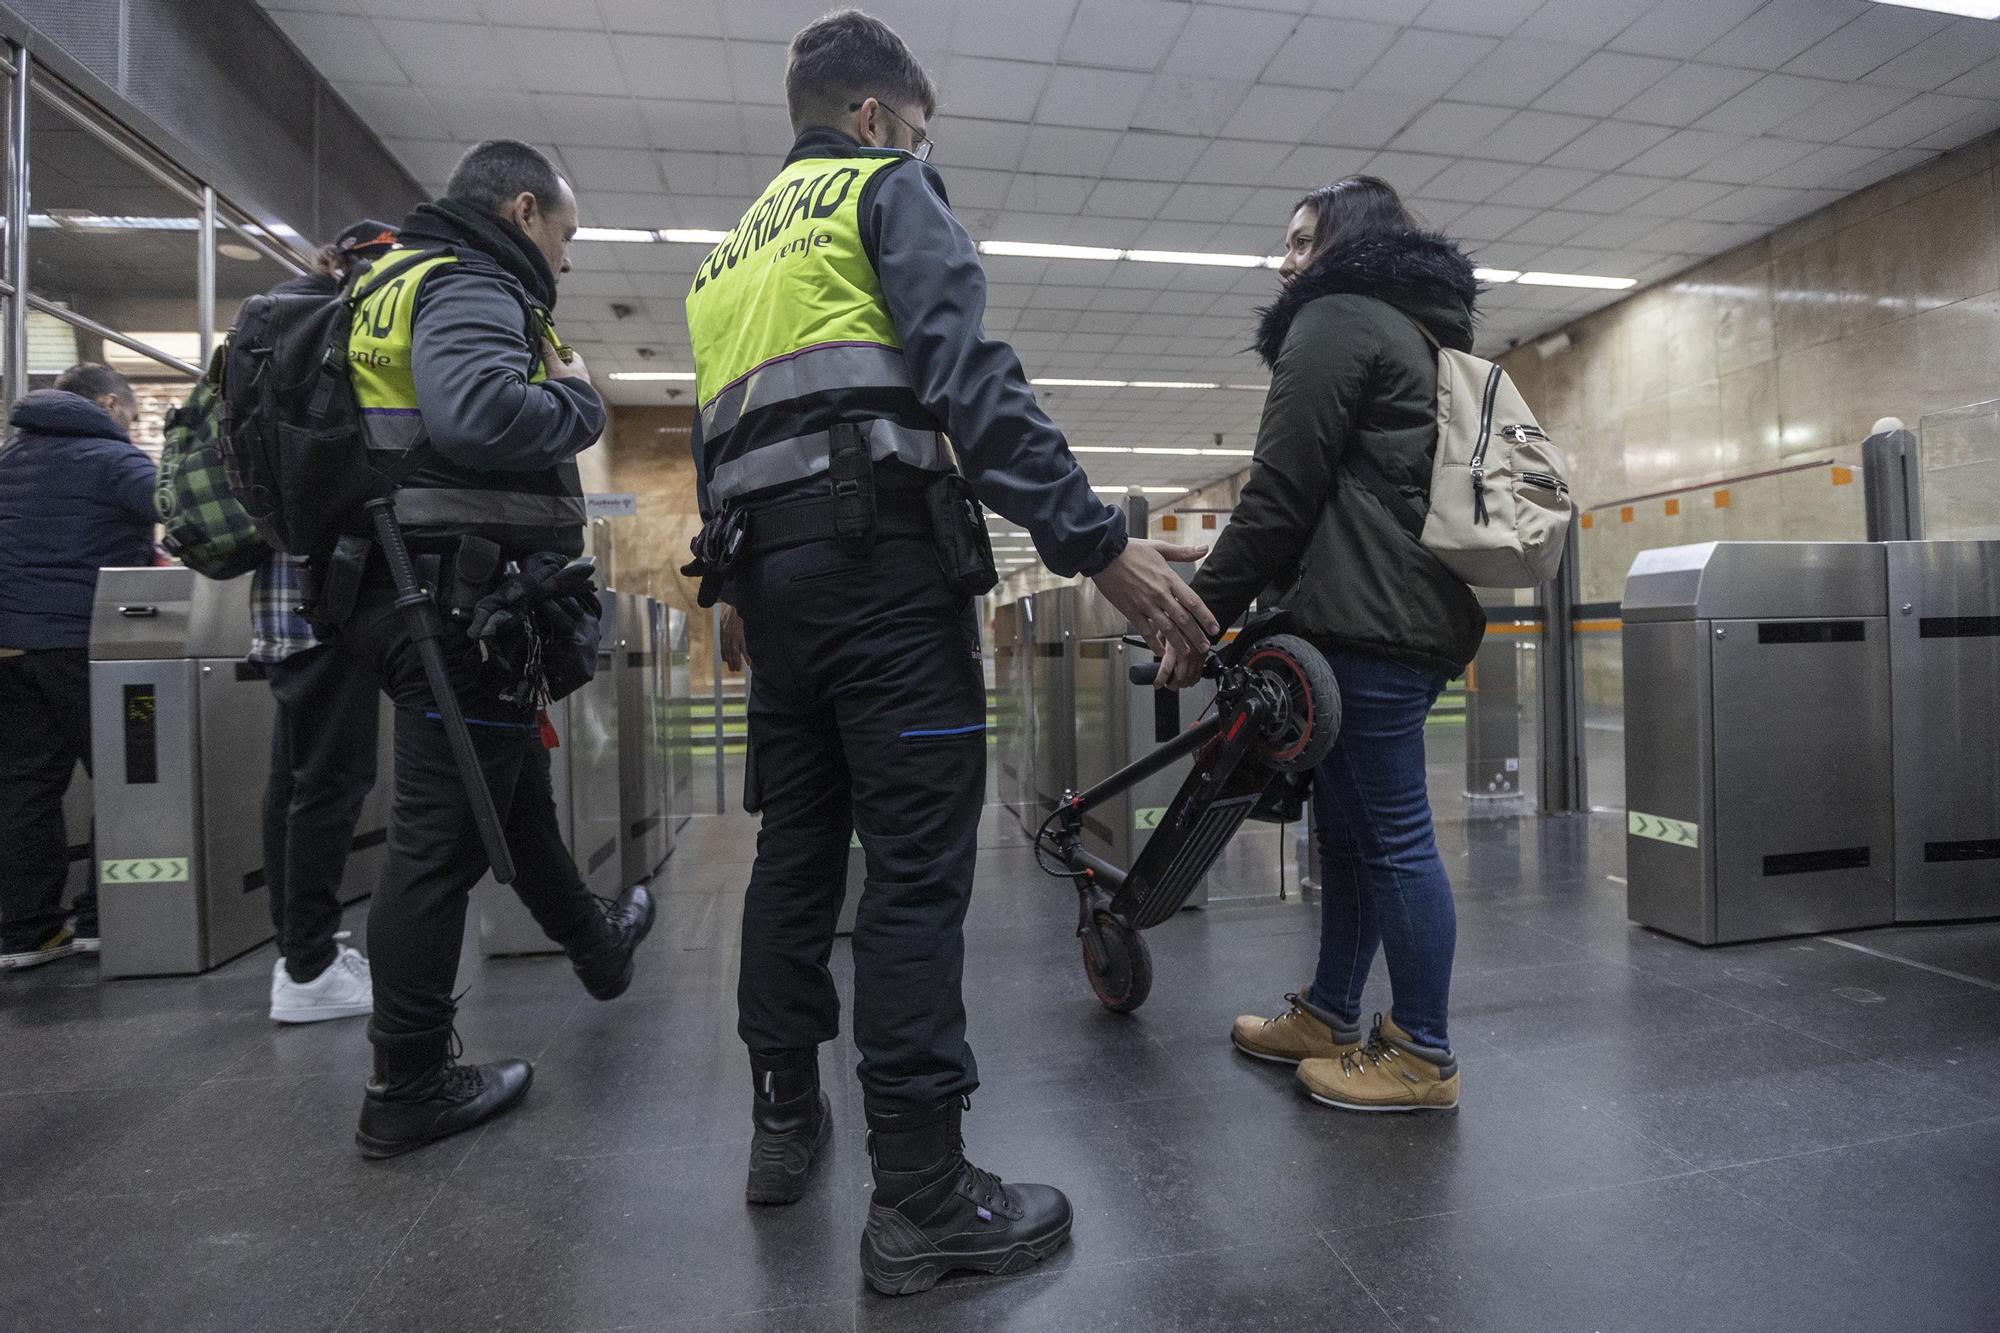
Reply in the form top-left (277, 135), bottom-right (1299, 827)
top-left (1305, 648), bottom-right (1456, 1052)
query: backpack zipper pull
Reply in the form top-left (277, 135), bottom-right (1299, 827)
top-left (1472, 467), bottom-right (1488, 525)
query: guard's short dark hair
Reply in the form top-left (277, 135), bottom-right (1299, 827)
top-left (786, 10), bottom-right (937, 135)
top-left (54, 362), bottom-right (134, 409)
top-left (445, 139), bottom-right (567, 215)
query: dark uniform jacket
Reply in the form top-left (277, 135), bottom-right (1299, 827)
top-left (0, 391), bottom-right (157, 650)
top-left (1190, 232), bottom-right (1488, 678)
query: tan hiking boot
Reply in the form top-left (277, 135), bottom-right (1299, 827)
top-left (1231, 992), bottom-right (1363, 1065)
top-left (1296, 1014), bottom-right (1459, 1112)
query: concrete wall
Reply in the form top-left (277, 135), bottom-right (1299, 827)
top-left (1502, 130), bottom-right (2000, 603)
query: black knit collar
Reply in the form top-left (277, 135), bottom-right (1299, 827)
top-left (1254, 231), bottom-right (1480, 367)
top-left (398, 199), bottom-right (559, 309)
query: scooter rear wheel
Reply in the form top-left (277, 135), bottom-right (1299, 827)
top-left (1242, 634), bottom-right (1341, 774)
top-left (1082, 911), bottom-right (1153, 1014)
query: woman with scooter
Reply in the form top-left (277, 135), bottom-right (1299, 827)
top-left (1162, 176), bottom-right (1486, 1113)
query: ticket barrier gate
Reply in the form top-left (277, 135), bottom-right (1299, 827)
top-left (476, 589), bottom-right (625, 955)
top-left (619, 594), bottom-right (670, 887)
top-left (666, 607), bottom-right (694, 835)
top-left (1622, 543), bottom-right (1894, 944)
top-left (1029, 587), bottom-right (1075, 823)
top-left (1886, 540), bottom-right (2000, 922)
top-left (88, 568), bottom-right (389, 977)
top-left (994, 598), bottom-right (1036, 833)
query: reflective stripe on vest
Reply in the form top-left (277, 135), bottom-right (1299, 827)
top-left (684, 151), bottom-right (945, 506)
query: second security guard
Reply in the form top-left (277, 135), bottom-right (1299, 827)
top-left (338, 140), bottom-right (656, 1157)
top-left (683, 10), bottom-right (1219, 1297)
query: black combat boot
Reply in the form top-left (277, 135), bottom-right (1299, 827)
top-left (570, 884), bottom-right (656, 1001)
top-left (746, 1049), bottom-right (833, 1204)
top-left (354, 1021), bottom-right (532, 1159)
top-left (859, 1099), bottom-right (1072, 1296)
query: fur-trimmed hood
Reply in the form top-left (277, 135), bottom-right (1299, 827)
top-left (1254, 231), bottom-right (1480, 368)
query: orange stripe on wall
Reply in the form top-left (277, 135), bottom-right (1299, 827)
top-left (1620, 505), bottom-right (1634, 523)
top-left (1715, 489), bottom-right (1731, 508)
top-left (1581, 512), bottom-right (1594, 529)
top-left (1665, 497), bottom-right (1680, 516)
top-left (1831, 466), bottom-right (1854, 486)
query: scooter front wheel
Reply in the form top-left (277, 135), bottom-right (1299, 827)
top-left (1082, 910), bottom-right (1153, 1014)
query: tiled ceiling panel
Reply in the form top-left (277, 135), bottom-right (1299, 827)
top-left (256, 0), bottom-right (2000, 494)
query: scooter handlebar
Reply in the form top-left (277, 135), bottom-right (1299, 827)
top-left (1129, 661), bottom-right (1162, 686)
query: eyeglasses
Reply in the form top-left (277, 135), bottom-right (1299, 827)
top-left (849, 99), bottom-right (933, 162)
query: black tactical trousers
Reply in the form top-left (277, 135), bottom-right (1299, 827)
top-left (262, 642), bottom-right (380, 983)
top-left (733, 536), bottom-right (988, 1113)
top-left (345, 589), bottom-right (603, 1038)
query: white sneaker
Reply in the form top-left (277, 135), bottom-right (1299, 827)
top-left (270, 932), bottom-right (373, 1023)
top-left (0, 928), bottom-right (75, 970)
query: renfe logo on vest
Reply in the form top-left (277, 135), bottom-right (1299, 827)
top-left (774, 230), bottom-right (833, 262)
top-left (692, 165), bottom-right (861, 291)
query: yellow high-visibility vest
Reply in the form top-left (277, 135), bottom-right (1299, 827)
top-left (684, 150), bottom-right (946, 506)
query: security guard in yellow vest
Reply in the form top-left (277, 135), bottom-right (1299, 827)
top-left (338, 140), bottom-right (655, 1158)
top-left (683, 12), bottom-right (1218, 1295)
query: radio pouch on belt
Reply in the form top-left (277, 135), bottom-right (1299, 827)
top-left (448, 536), bottom-right (503, 623)
top-left (925, 472), bottom-right (999, 597)
top-left (304, 532), bottom-right (372, 631)
top-left (828, 422), bottom-right (876, 554)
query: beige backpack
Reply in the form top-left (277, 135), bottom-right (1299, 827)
top-left (1352, 317), bottom-right (1572, 588)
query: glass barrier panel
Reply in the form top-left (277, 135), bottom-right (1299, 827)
top-left (1918, 399), bottom-right (2000, 540)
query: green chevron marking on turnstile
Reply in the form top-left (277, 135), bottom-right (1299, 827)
top-left (100, 857), bottom-right (190, 884)
top-left (1134, 807), bottom-right (1165, 831)
top-left (850, 833), bottom-right (861, 849)
top-left (1627, 811), bottom-right (1698, 848)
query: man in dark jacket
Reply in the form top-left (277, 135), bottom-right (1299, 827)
top-left (0, 364), bottom-right (156, 968)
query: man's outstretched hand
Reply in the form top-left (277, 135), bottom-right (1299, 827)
top-left (1089, 538), bottom-right (1218, 688)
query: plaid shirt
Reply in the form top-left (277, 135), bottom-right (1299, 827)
top-left (248, 553), bottom-right (317, 664)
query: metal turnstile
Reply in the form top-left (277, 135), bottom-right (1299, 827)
top-left (477, 588), bottom-right (625, 954)
top-left (1622, 542), bottom-right (1894, 944)
top-left (1029, 587), bottom-right (1075, 822)
top-left (994, 599), bottom-right (1036, 832)
top-left (89, 567), bottom-right (388, 976)
top-left (1070, 582), bottom-right (1210, 908)
top-left (619, 593), bottom-right (669, 886)
top-left (666, 607), bottom-right (694, 832)
top-left (1886, 540), bottom-right (2000, 921)
top-left (1464, 591), bottom-right (1525, 799)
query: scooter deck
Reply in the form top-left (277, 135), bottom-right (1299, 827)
top-left (1109, 701), bottom-right (1272, 930)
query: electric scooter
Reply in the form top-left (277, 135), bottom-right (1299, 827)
top-left (1035, 624), bottom-right (1340, 1013)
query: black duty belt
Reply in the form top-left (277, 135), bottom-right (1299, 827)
top-left (743, 492), bottom-right (931, 555)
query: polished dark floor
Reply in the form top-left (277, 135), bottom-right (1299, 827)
top-left (5, 784), bottom-right (2000, 1332)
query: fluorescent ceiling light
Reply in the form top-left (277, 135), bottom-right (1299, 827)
top-left (1517, 272), bottom-right (1637, 290)
top-left (1093, 485), bottom-right (1190, 495)
top-left (1225, 383), bottom-right (1269, 392)
top-left (660, 229), bottom-right (729, 244)
top-left (1070, 445), bottom-right (1131, 453)
top-left (575, 226), bottom-right (656, 243)
top-left (1202, 448), bottom-right (1253, 456)
top-left (30, 212), bottom-right (199, 230)
top-left (1131, 447), bottom-right (1204, 455)
top-left (1126, 249), bottom-right (1267, 268)
top-left (1033, 377), bottom-right (1128, 387)
top-left (1870, 1), bottom-right (2000, 17)
top-left (1129, 380), bottom-right (1219, 390)
top-left (981, 241), bottom-right (1284, 268)
top-left (981, 241), bottom-right (1124, 261)
top-left (607, 371), bottom-right (697, 381)
top-left (1474, 267), bottom-right (1522, 283)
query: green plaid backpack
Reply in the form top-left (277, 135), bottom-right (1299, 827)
top-left (155, 352), bottom-right (271, 579)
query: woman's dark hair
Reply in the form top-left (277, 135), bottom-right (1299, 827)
top-left (1295, 175), bottom-right (1421, 256)
top-left (787, 9), bottom-right (937, 134)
